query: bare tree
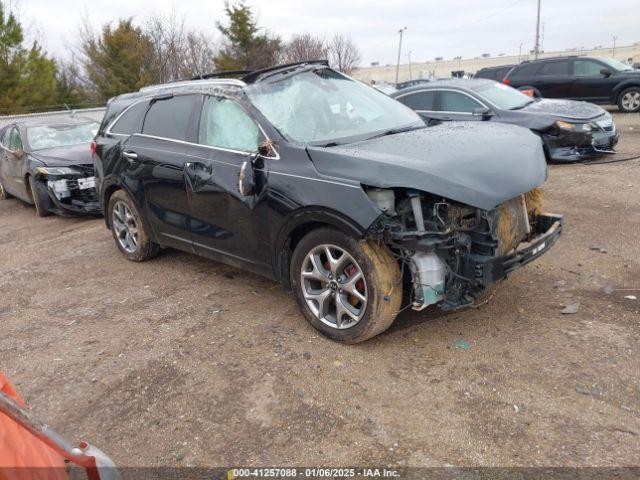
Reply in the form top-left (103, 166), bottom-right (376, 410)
top-left (183, 31), bottom-right (216, 77)
top-left (327, 34), bottom-right (360, 74)
top-left (283, 33), bottom-right (327, 63)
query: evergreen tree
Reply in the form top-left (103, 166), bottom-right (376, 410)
top-left (0, 2), bottom-right (59, 114)
top-left (215, 2), bottom-right (281, 71)
top-left (81, 19), bottom-right (158, 101)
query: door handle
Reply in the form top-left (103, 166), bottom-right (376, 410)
top-left (122, 151), bottom-right (138, 160)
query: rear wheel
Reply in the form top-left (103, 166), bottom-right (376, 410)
top-left (107, 190), bottom-right (160, 262)
top-left (617, 87), bottom-right (640, 113)
top-left (290, 228), bottom-right (402, 343)
top-left (28, 175), bottom-right (51, 217)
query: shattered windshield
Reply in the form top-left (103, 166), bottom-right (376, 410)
top-left (27, 122), bottom-right (99, 151)
top-left (245, 68), bottom-right (423, 146)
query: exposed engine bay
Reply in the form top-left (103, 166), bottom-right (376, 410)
top-left (366, 186), bottom-right (561, 311)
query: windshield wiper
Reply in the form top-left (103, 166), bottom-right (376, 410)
top-left (364, 125), bottom-right (424, 141)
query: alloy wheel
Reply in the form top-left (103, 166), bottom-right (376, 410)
top-left (300, 244), bottom-right (368, 329)
top-left (622, 91), bottom-right (640, 111)
top-left (112, 201), bottom-right (139, 254)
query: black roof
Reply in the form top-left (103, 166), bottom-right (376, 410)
top-left (477, 64), bottom-right (515, 71)
top-left (241, 60), bottom-right (329, 84)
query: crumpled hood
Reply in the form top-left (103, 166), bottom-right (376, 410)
top-left (307, 122), bottom-right (547, 211)
top-left (522, 98), bottom-right (607, 121)
top-left (30, 143), bottom-right (93, 167)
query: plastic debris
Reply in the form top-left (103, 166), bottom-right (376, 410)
top-left (624, 295), bottom-right (637, 300)
top-left (561, 302), bottom-right (580, 314)
top-left (454, 340), bottom-right (470, 349)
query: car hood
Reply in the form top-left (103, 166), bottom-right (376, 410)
top-left (521, 98), bottom-right (607, 121)
top-left (306, 122), bottom-right (547, 211)
top-left (30, 143), bottom-right (93, 167)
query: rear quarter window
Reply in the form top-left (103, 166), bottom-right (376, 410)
top-left (142, 95), bottom-right (198, 142)
top-left (110, 101), bottom-right (150, 135)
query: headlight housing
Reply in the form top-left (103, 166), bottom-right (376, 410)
top-left (556, 121), bottom-right (594, 132)
top-left (36, 166), bottom-right (78, 175)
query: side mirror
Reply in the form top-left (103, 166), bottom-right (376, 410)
top-left (238, 158), bottom-right (256, 196)
top-left (600, 68), bottom-right (612, 77)
top-left (472, 107), bottom-right (492, 119)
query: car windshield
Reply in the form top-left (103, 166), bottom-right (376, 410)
top-left (600, 57), bottom-right (633, 72)
top-left (245, 68), bottom-right (423, 146)
top-left (27, 122), bottom-right (99, 151)
top-left (475, 82), bottom-right (534, 110)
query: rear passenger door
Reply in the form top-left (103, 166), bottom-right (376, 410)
top-left (534, 59), bottom-right (573, 98)
top-left (0, 126), bottom-right (27, 198)
top-left (123, 94), bottom-right (201, 250)
top-left (395, 90), bottom-right (439, 122)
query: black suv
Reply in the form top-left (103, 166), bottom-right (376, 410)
top-left (474, 65), bottom-right (515, 82)
top-left (93, 62), bottom-right (561, 343)
top-left (504, 56), bottom-right (640, 112)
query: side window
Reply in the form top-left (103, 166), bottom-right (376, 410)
top-left (110, 101), bottom-right (149, 135)
top-left (8, 128), bottom-right (23, 151)
top-left (574, 60), bottom-right (604, 76)
top-left (399, 91), bottom-right (437, 111)
top-left (199, 96), bottom-right (260, 152)
top-left (142, 95), bottom-right (197, 141)
top-left (538, 61), bottom-right (570, 76)
top-left (440, 91), bottom-right (482, 113)
top-left (511, 63), bottom-right (541, 78)
top-left (0, 129), bottom-right (10, 148)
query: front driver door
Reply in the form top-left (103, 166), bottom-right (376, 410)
top-left (186, 95), bottom-right (271, 272)
top-left (1, 126), bottom-right (28, 198)
top-left (572, 59), bottom-right (618, 103)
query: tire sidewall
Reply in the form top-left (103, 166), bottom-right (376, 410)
top-left (290, 228), bottom-right (392, 343)
top-left (618, 87), bottom-right (640, 113)
top-left (107, 190), bottom-right (155, 261)
top-left (28, 175), bottom-right (51, 217)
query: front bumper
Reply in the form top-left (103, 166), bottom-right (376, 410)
top-left (476, 213), bottom-right (563, 285)
top-left (36, 174), bottom-right (101, 215)
top-left (545, 128), bottom-right (619, 163)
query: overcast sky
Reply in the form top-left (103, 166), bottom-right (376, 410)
top-left (16, 0), bottom-right (640, 66)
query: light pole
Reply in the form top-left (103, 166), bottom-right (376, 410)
top-left (408, 50), bottom-right (412, 80)
top-left (395, 27), bottom-right (407, 84)
top-left (613, 35), bottom-right (618, 57)
top-left (518, 43), bottom-right (523, 63)
top-left (534, 0), bottom-right (542, 59)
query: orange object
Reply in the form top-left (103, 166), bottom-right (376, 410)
top-left (0, 373), bottom-right (67, 480)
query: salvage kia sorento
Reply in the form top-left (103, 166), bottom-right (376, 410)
top-left (93, 61), bottom-right (562, 343)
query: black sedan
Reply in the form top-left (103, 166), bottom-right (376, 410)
top-left (392, 79), bottom-right (619, 162)
top-left (0, 118), bottom-right (101, 216)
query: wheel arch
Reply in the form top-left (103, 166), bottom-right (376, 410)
top-left (273, 207), bottom-right (377, 290)
top-left (612, 82), bottom-right (640, 104)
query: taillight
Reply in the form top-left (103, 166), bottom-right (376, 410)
top-left (521, 89), bottom-right (535, 98)
top-left (90, 141), bottom-right (96, 158)
top-left (502, 78), bottom-right (510, 85)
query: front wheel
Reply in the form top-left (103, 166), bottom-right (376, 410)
top-left (618, 87), bottom-right (640, 113)
top-left (28, 175), bottom-right (51, 217)
top-left (0, 178), bottom-right (11, 200)
top-left (107, 190), bottom-right (160, 262)
top-left (290, 228), bottom-right (402, 343)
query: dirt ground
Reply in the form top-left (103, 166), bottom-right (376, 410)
top-left (1, 110), bottom-right (639, 469)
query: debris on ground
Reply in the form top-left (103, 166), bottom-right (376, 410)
top-left (561, 302), bottom-right (580, 314)
top-left (589, 245), bottom-right (608, 253)
top-left (454, 340), bottom-right (471, 350)
top-left (624, 295), bottom-right (637, 300)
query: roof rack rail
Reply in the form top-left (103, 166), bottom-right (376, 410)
top-left (242, 60), bottom-right (329, 84)
top-left (140, 78), bottom-right (246, 93)
top-left (191, 70), bottom-right (253, 80)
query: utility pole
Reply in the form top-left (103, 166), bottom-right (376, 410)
top-left (534, 0), bottom-right (542, 59)
top-left (613, 35), bottom-right (618, 57)
top-left (408, 50), bottom-right (412, 80)
top-left (395, 27), bottom-right (407, 84)
top-left (518, 43), bottom-right (524, 63)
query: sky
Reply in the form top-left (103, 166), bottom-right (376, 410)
top-left (13, 0), bottom-right (640, 67)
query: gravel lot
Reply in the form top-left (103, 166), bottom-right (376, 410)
top-left (1, 110), bottom-right (639, 468)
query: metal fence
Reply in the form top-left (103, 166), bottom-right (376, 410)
top-left (0, 107), bottom-right (106, 129)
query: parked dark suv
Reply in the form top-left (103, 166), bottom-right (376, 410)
top-left (474, 65), bottom-right (515, 82)
top-left (94, 61), bottom-right (561, 343)
top-left (504, 56), bottom-right (640, 112)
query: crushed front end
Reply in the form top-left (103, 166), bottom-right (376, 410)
top-left (367, 187), bottom-right (562, 311)
top-left (543, 116), bottom-right (619, 162)
top-left (34, 164), bottom-right (101, 215)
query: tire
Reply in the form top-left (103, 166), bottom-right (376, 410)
top-left (28, 175), bottom-right (51, 217)
top-left (107, 190), bottom-right (160, 262)
top-left (617, 87), bottom-right (640, 113)
top-left (290, 228), bottom-right (402, 344)
top-left (0, 178), bottom-right (11, 200)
